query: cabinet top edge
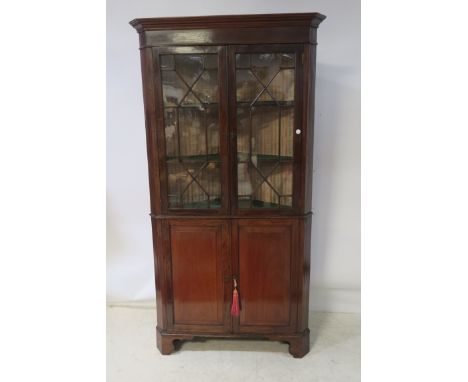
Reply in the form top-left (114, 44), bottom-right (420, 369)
top-left (149, 212), bottom-right (313, 220)
top-left (130, 12), bottom-right (326, 33)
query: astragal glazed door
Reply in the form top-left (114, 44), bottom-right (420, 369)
top-left (228, 45), bottom-right (305, 215)
top-left (154, 46), bottom-right (229, 215)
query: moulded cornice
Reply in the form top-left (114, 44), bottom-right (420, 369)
top-left (129, 13), bottom-right (326, 33)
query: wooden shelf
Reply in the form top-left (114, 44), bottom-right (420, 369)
top-left (238, 154), bottom-right (293, 162)
top-left (171, 198), bottom-right (222, 209)
top-left (238, 199), bottom-right (292, 209)
top-left (166, 153), bottom-right (293, 163)
top-left (166, 153), bottom-right (221, 163)
top-left (237, 100), bottom-right (294, 107)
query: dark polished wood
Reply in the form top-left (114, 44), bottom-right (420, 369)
top-left (130, 13), bottom-right (326, 31)
top-left (302, 43), bottom-right (317, 213)
top-left (130, 13), bottom-right (326, 47)
top-left (235, 219), bottom-right (298, 333)
top-left (272, 329), bottom-right (310, 358)
top-left (139, 27), bottom-right (313, 47)
top-left (131, 13), bottom-right (325, 358)
top-left (298, 214), bottom-right (313, 331)
top-left (163, 219), bottom-right (231, 333)
top-left (140, 47), bottom-right (162, 215)
top-left (157, 327), bottom-right (310, 357)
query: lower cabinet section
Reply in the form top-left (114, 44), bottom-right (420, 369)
top-left (154, 217), bottom-right (308, 357)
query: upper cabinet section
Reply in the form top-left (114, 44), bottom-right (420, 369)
top-left (131, 14), bottom-right (326, 216)
top-left (130, 13), bottom-right (326, 47)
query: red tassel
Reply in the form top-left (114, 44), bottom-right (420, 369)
top-left (231, 278), bottom-right (240, 317)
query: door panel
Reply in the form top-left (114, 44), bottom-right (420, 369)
top-left (228, 45), bottom-right (304, 214)
top-left (153, 46), bottom-right (229, 214)
top-left (233, 219), bottom-right (298, 333)
top-left (165, 219), bottom-right (231, 333)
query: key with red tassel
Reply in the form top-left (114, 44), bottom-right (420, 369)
top-left (231, 278), bottom-right (240, 317)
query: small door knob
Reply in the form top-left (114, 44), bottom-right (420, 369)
top-left (295, 129), bottom-right (301, 135)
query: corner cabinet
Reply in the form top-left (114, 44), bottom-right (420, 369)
top-left (130, 13), bottom-right (325, 358)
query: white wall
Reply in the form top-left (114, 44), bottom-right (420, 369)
top-left (107, 0), bottom-right (360, 312)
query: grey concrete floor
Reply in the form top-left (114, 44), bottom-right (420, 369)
top-left (107, 304), bottom-right (360, 382)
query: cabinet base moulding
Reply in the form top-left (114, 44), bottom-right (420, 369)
top-left (156, 327), bottom-right (310, 358)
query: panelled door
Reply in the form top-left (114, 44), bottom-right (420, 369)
top-left (228, 45), bottom-right (304, 215)
top-left (153, 46), bottom-right (229, 215)
top-left (164, 219), bottom-right (231, 333)
top-left (232, 219), bottom-right (299, 333)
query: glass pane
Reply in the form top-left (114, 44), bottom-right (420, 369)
top-left (178, 107), bottom-right (206, 157)
top-left (257, 160), bottom-right (279, 180)
top-left (181, 91), bottom-right (202, 106)
top-left (280, 107), bottom-right (294, 158)
top-left (267, 162), bottom-right (293, 196)
top-left (161, 55), bottom-right (175, 70)
top-left (161, 52), bottom-right (221, 209)
top-left (192, 70), bottom-right (218, 104)
top-left (161, 71), bottom-right (188, 106)
top-left (253, 182), bottom-right (279, 208)
top-left (197, 162), bottom-right (221, 208)
top-left (280, 196), bottom-right (293, 207)
top-left (236, 52), bottom-right (296, 209)
top-left (206, 105), bottom-right (220, 155)
top-left (236, 70), bottom-right (263, 102)
top-left (182, 181), bottom-right (208, 208)
top-left (251, 106), bottom-right (279, 157)
top-left (237, 107), bottom-right (250, 161)
top-left (280, 53), bottom-right (295, 68)
top-left (237, 162), bottom-right (264, 198)
top-left (204, 55), bottom-right (218, 70)
top-left (268, 69), bottom-right (295, 101)
top-left (168, 161), bottom-right (208, 208)
top-left (257, 91), bottom-right (275, 103)
top-left (174, 55), bottom-right (204, 86)
top-left (164, 108), bottom-right (178, 158)
top-left (250, 53), bottom-right (281, 85)
top-left (167, 162), bottom-right (192, 208)
top-left (236, 54), bottom-right (250, 68)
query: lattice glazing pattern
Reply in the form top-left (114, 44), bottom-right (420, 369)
top-left (161, 54), bottom-right (221, 209)
top-left (236, 53), bottom-right (295, 209)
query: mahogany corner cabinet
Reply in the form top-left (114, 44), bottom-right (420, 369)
top-left (130, 12), bottom-right (326, 358)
